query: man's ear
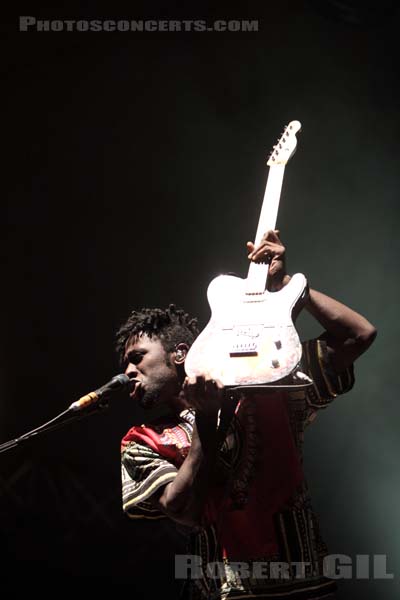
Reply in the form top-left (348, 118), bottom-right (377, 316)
top-left (174, 343), bottom-right (189, 365)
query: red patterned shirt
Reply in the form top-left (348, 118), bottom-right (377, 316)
top-left (121, 339), bottom-right (354, 599)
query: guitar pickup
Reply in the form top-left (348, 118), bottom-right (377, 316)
top-left (229, 324), bottom-right (262, 356)
top-left (230, 344), bottom-right (258, 357)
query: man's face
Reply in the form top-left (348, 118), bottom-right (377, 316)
top-left (123, 333), bottom-right (182, 411)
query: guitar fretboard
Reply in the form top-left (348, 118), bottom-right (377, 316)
top-left (245, 164), bottom-right (286, 294)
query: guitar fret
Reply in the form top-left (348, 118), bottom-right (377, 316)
top-left (254, 164), bottom-right (285, 246)
top-left (245, 262), bottom-right (269, 294)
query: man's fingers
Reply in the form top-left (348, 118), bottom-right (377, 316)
top-left (183, 375), bottom-right (224, 414)
top-left (247, 241), bottom-right (255, 258)
top-left (205, 379), bottom-right (217, 395)
top-left (204, 377), bottom-right (224, 393)
top-left (184, 375), bottom-right (220, 394)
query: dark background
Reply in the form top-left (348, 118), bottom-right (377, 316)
top-left (2, 1), bottom-right (399, 598)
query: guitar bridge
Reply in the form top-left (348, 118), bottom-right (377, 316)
top-left (229, 324), bottom-right (262, 357)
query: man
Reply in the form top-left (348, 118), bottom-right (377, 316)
top-left (116, 230), bottom-right (376, 599)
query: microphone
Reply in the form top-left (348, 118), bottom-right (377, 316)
top-left (68, 374), bottom-right (131, 412)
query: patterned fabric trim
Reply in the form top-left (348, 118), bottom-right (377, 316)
top-left (302, 339), bottom-right (354, 410)
top-left (125, 499), bottom-right (168, 520)
top-left (121, 441), bottom-right (178, 518)
top-left (216, 581), bottom-right (336, 599)
top-left (187, 506), bottom-right (338, 600)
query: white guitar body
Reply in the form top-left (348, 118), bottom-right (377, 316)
top-left (185, 272), bottom-right (307, 386)
top-left (185, 120), bottom-right (305, 389)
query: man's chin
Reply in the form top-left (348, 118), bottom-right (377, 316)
top-left (142, 401), bottom-right (175, 423)
top-left (139, 397), bottom-right (156, 409)
top-left (139, 389), bottom-right (161, 410)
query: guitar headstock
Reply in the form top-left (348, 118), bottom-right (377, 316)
top-left (267, 120), bottom-right (302, 166)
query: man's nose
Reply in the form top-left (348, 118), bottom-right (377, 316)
top-left (125, 363), bottom-right (138, 378)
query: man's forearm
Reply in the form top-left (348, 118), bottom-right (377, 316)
top-left (155, 413), bottom-right (218, 527)
top-left (306, 287), bottom-right (376, 342)
top-left (284, 275), bottom-right (377, 370)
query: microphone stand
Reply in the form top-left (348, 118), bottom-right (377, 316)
top-left (0, 402), bottom-right (109, 455)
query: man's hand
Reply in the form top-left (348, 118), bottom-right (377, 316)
top-left (182, 375), bottom-right (224, 419)
top-left (156, 374), bottom-right (225, 527)
top-left (247, 229), bottom-right (288, 291)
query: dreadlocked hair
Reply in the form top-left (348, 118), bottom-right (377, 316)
top-left (115, 303), bottom-right (199, 365)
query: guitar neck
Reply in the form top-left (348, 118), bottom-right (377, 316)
top-left (246, 164), bottom-right (286, 294)
top-left (254, 164), bottom-right (285, 245)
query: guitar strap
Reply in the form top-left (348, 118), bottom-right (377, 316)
top-left (215, 389), bottom-right (240, 451)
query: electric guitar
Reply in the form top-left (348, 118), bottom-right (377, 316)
top-left (185, 120), bottom-right (308, 388)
